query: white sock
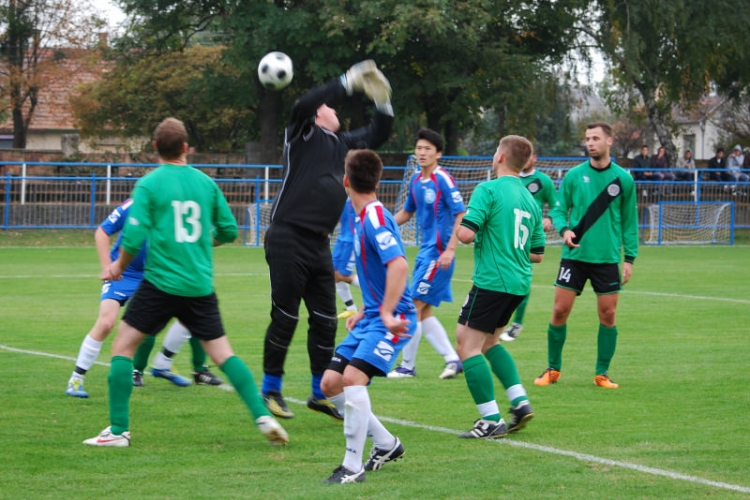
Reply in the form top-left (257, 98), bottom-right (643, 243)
top-left (368, 414), bottom-right (396, 451)
top-left (477, 400), bottom-right (501, 419)
top-left (398, 322), bottom-right (422, 370)
top-left (161, 322), bottom-right (191, 353)
top-left (350, 275), bottom-right (360, 288)
top-left (73, 335), bottom-right (104, 375)
top-left (152, 351), bottom-right (174, 370)
top-left (422, 316), bottom-right (459, 362)
top-left (336, 282), bottom-right (357, 311)
top-left (342, 385), bottom-right (370, 473)
top-left (506, 384), bottom-right (527, 403)
top-left (328, 392), bottom-right (346, 415)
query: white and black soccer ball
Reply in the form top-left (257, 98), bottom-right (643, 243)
top-left (257, 51), bottom-right (293, 91)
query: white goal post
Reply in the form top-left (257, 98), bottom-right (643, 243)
top-left (644, 201), bottom-right (735, 245)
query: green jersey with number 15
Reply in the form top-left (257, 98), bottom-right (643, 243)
top-left (122, 164), bottom-right (238, 297)
top-left (461, 176), bottom-right (546, 295)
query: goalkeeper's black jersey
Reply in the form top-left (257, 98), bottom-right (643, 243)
top-left (270, 78), bottom-right (393, 235)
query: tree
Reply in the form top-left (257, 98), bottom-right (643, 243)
top-left (0, 0), bottom-right (104, 148)
top-left (71, 45), bottom-right (254, 154)
top-left (577, 0), bottom-right (750, 166)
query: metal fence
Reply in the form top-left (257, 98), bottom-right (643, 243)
top-left (1, 160), bottom-right (748, 246)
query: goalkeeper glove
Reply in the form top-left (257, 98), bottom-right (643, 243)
top-left (340, 60), bottom-right (392, 104)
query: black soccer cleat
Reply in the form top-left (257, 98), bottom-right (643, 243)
top-left (364, 437), bottom-right (405, 471)
top-left (322, 465), bottom-right (365, 484)
top-left (507, 400), bottom-right (534, 433)
top-left (193, 367), bottom-right (223, 386)
top-left (459, 418), bottom-right (508, 439)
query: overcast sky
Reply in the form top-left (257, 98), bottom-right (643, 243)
top-left (92, 0), bottom-right (126, 29)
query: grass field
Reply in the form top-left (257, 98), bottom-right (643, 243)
top-left (1, 232), bottom-right (749, 499)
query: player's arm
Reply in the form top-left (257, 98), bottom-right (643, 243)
top-left (212, 185), bottom-right (239, 245)
top-left (394, 209), bottom-right (413, 225)
top-left (94, 227), bottom-right (113, 274)
top-left (287, 78), bottom-right (346, 140)
top-left (456, 183), bottom-right (489, 245)
top-left (437, 212), bottom-right (465, 269)
top-left (380, 256), bottom-right (411, 337)
top-left (114, 186), bottom-right (150, 279)
top-left (620, 176), bottom-right (639, 284)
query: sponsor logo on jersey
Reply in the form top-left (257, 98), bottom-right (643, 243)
top-left (128, 217), bottom-right (139, 226)
top-left (607, 183), bottom-right (621, 197)
top-left (424, 188), bottom-right (436, 205)
top-left (452, 191), bottom-right (464, 204)
top-left (583, 176), bottom-right (590, 183)
top-left (375, 231), bottom-right (397, 251)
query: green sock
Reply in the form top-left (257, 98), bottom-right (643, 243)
top-left (132, 335), bottom-right (155, 372)
top-left (485, 344), bottom-right (528, 406)
top-left (109, 356), bottom-right (133, 435)
top-left (463, 355), bottom-right (500, 422)
top-left (190, 337), bottom-right (207, 371)
top-left (513, 294), bottom-right (529, 324)
top-left (220, 356), bottom-right (269, 420)
top-left (547, 323), bottom-right (567, 371)
top-left (596, 324), bottom-right (618, 375)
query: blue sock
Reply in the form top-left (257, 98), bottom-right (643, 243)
top-left (312, 373), bottom-right (325, 399)
top-left (261, 374), bottom-right (282, 395)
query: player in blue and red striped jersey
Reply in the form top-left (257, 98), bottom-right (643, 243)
top-left (65, 198), bottom-right (221, 398)
top-left (388, 128), bottom-right (466, 380)
top-left (332, 198), bottom-right (361, 319)
top-left (320, 149), bottom-right (416, 483)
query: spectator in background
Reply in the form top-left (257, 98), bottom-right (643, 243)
top-left (707, 148), bottom-right (726, 181)
top-left (678, 149), bottom-right (695, 181)
top-left (743, 147), bottom-right (750, 171)
top-left (632, 145), bottom-right (656, 181)
top-left (650, 147), bottom-right (676, 181)
top-left (727, 145), bottom-right (749, 181)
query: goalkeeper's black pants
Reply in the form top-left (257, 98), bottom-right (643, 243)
top-left (262, 223), bottom-right (338, 378)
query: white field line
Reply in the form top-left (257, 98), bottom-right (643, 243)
top-left (2, 344), bottom-right (749, 495)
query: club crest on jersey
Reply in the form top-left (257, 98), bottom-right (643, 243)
top-left (527, 183), bottom-right (540, 194)
top-left (607, 183), bottom-right (621, 197)
top-left (374, 340), bottom-right (395, 362)
top-left (375, 231), bottom-right (397, 251)
top-left (424, 188), bottom-right (436, 204)
top-left (583, 176), bottom-right (590, 183)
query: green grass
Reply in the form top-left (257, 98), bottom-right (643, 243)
top-left (1, 237), bottom-right (749, 499)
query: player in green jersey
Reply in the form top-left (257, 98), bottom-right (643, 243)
top-left (84, 117), bottom-right (288, 447)
top-left (454, 135), bottom-right (545, 439)
top-left (535, 122), bottom-right (638, 389)
top-left (500, 153), bottom-right (557, 342)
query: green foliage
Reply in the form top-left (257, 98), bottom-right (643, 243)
top-left (1, 243), bottom-right (750, 499)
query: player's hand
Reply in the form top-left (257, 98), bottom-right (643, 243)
top-left (437, 249), bottom-right (455, 270)
top-left (345, 310), bottom-right (365, 331)
top-left (622, 262), bottom-right (633, 285)
top-left (342, 60), bottom-right (377, 95)
top-left (543, 217), bottom-right (552, 231)
top-left (562, 230), bottom-right (579, 248)
top-left (107, 260), bottom-right (124, 281)
top-left (342, 60), bottom-right (392, 103)
top-left (380, 312), bottom-right (411, 338)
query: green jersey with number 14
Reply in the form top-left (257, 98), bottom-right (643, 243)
top-left (461, 176), bottom-right (545, 295)
top-left (122, 164), bottom-right (238, 297)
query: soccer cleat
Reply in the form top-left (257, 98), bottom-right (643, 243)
top-left (83, 426), bottom-right (131, 447)
top-left (438, 360), bottom-right (463, 379)
top-left (387, 365), bottom-right (416, 378)
top-left (337, 310), bottom-right (358, 319)
top-left (364, 437), bottom-right (405, 471)
top-left (65, 378), bottom-right (89, 398)
top-left (459, 418), bottom-right (508, 439)
top-left (500, 323), bottom-right (523, 342)
top-left (322, 465), bottom-right (366, 484)
top-left (507, 400), bottom-right (534, 433)
top-left (255, 416), bottom-right (289, 446)
top-left (193, 367), bottom-right (223, 386)
top-left (132, 370), bottom-right (144, 387)
top-left (150, 367), bottom-right (191, 387)
top-left (534, 368), bottom-right (561, 386)
top-left (306, 395), bottom-right (344, 421)
top-left (263, 391), bottom-right (295, 419)
top-left (594, 374), bottom-right (619, 389)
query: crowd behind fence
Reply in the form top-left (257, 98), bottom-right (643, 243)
top-left (1, 159), bottom-right (747, 246)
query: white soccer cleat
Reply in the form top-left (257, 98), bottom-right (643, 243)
top-left (83, 426), bottom-right (131, 447)
top-left (256, 416), bottom-right (289, 446)
top-left (500, 323), bottom-right (523, 342)
top-left (438, 360), bottom-right (463, 379)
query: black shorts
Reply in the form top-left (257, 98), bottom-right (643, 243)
top-left (122, 279), bottom-right (225, 341)
top-left (457, 285), bottom-right (526, 335)
top-left (555, 259), bottom-right (621, 295)
top-left (326, 352), bottom-right (381, 380)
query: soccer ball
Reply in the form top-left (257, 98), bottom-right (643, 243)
top-left (257, 51), bottom-right (293, 91)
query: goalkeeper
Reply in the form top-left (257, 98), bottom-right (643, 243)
top-left (534, 122), bottom-right (638, 389)
top-left (261, 61), bottom-right (393, 421)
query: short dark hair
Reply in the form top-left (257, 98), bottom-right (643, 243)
top-left (345, 149), bottom-right (383, 193)
top-left (416, 127), bottom-right (444, 152)
top-left (154, 118), bottom-right (187, 160)
top-left (499, 135), bottom-right (533, 172)
top-left (717, 148), bottom-right (725, 153)
top-left (586, 122), bottom-right (613, 137)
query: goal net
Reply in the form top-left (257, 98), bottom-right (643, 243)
top-left (644, 202), bottom-right (734, 245)
top-left (384, 155), bottom-right (583, 246)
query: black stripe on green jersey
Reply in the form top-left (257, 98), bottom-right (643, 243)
top-left (570, 177), bottom-right (623, 245)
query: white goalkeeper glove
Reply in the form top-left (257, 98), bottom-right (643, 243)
top-left (340, 60), bottom-right (392, 104)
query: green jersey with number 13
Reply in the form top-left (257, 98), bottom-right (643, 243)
top-left (122, 164), bottom-right (238, 297)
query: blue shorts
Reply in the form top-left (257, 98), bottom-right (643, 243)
top-left (409, 251), bottom-right (454, 306)
top-left (100, 273), bottom-right (142, 305)
top-left (332, 239), bottom-right (356, 276)
top-left (334, 311), bottom-right (418, 376)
